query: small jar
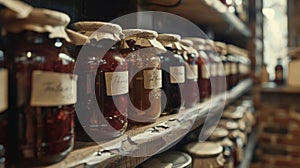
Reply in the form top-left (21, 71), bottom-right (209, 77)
top-left (218, 120), bottom-right (244, 167)
top-left (185, 142), bottom-right (225, 168)
top-left (0, 46), bottom-right (8, 168)
top-left (179, 39), bottom-right (199, 107)
top-left (237, 56), bottom-right (251, 80)
top-left (157, 34), bottom-right (185, 114)
top-left (208, 127), bottom-right (235, 168)
top-left (121, 29), bottom-right (165, 124)
top-left (215, 42), bottom-right (228, 93)
top-left (1, 8), bottom-right (75, 166)
top-left (185, 38), bottom-right (211, 101)
top-left (72, 22), bottom-right (128, 140)
top-left (140, 151), bottom-right (192, 168)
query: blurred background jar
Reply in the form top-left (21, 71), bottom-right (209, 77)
top-left (121, 29), bottom-right (165, 124)
top-left (1, 8), bottom-right (75, 166)
top-left (72, 22), bottom-right (128, 140)
top-left (179, 39), bottom-right (199, 108)
top-left (185, 38), bottom-right (211, 101)
top-left (205, 40), bottom-right (219, 96)
top-left (157, 34), bottom-right (185, 114)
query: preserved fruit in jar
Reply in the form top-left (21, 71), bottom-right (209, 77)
top-left (72, 22), bottom-right (128, 140)
top-left (157, 34), bottom-right (185, 114)
top-left (121, 29), bottom-right (166, 124)
top-left (1, 8), bottom-right (75, 166)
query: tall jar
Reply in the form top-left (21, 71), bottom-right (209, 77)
top-left (72, 22), bottom-right (128, 140)
top-left (0, 46), bottom-right (8, 167)
top-left (215, 42), bottom-right (228, 92)
top-left (157, 34), bottom-right (186, 114)
top-left (185, 142), bottom-right (225, 168)
top-left (208, 127), bottom-right (235, 168)
top-left (1, 8), bottom-right (76, 166)
top-left (179, 39), bottom-right (199, 107)
top-left (121, 29), bottom-right (165, 124)
top-left (227, 45), bottom-right (239, 88)
top-left (185, 38), bottom-right (211, 101)
top-left (205, 40), bottom-right (219, 96)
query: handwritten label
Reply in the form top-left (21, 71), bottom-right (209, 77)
top-left (143, 69), bottom-right (162, 89)
top-left (0, 69), bottom-right (8, 113)
top-left (201, 65), bottom-right (210, 79)
top-left (210, 63), bottom-right (217, 77)
top-left (225, 63), bottom-right (230, 76)
top-left (30, 71), bottom-right (78, 106)
top-left (186, 64), bottom-right (198, 80)
top-left (105, 71), bottom-right (129, 96)
top-left (217, 63), bottom-right (225, 76)
top-left (170, 66), bottom-right (185, 83)
top-left (231, 63), bottom-right (238, 75)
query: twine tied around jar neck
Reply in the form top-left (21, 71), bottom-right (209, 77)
top-left (157, 33), bottom-right (182, 51)
top-left (180, 39), bottom-right (199, 57)
top-left (184, 37), bottom-right (207, 51)
top-left (71, 21), bottom-right (122, 42)
top-left (121, 29), bottom-right (167, 53)
top-left (0, 8), bottom-right (71, 41)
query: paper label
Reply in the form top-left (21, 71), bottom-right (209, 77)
top-left (186, 64), bottom-right (198, 80)
top-left (231, 63), bottom-right (238, 75)
top-left (240, 64), bottom-right (249, 74)
top-left (0, 69), bottom-right (8, 113)
top-left (210, 63), bottom-right (217, 77)
top-left (170, 66), bottom-right (185, 83)
top-left (225, 63), bottom-right (230, 75)
top-left (143, 69), bottom-right (162, 89)
top-left (217, 63), bottom-right (225, 76)
top-left (201, 65), bottom-right (210, 79)
top-left (30, 71), bottom-right (78, 106)
top-left (105, 71), bottom-right (129, 96)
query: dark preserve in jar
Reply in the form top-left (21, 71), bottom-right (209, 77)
top-left (72, 22), bottom-right (128, 140)
top-left (215, 41), bottom-right (228, 93)
top-left (205, 40), bottom-right (218, 96)
top-left (275, 58), bottom-right (284, 85)
top-left (186, 38), bottom-right (211, 101)
top-left (0, 46), bottom-right (8, 167)
top-left (227, 45), bottom-right (240, 89)
top-left (1, 8), bottom-right (76, 166)
top-left (121, 29), bottom-right (165, 124)
top-left (179, 39), bottom-right (199, 107)
top-left (157, 34), bottom-right (185, 114)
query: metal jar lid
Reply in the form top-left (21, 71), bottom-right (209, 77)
top-left (185, 142), bottom-right (223, 157)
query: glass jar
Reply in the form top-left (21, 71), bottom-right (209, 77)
top-left (208, 127), bottom-right (235, 168)
top-left (205, 40), bottom-right (219, 96)
top-left (179, 39), bottom-right (199, 107)
top-left (227, 45), bottom-right (240, 88)
top-left (140, 151), bottom-right (192, 168)
top-left (218, 120), bottom-right (244, 167)
top-left (185, 142), bottom-right (225, 168)
top-left (238, 56), bottom-right (251, 80)
top-left (157, 34), bottom-right (185, 114)
top-left (185, 38), bottom-right (211, 101)
top-left (1, 8), bottom-right (75, 166)
top-left (121, 29), bottom-right (165, 124)
top-left (72, 22), bottom-right (128, 140)
top-left (215, 41), bottom-right (228, 93)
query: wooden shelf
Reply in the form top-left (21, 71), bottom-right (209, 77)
top-left (140, 0), bottom-right (251, 38)
top-left (44, 79), bottom-right (252, 168)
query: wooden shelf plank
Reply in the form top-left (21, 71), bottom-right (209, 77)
top-left (43, 79), bottom-right (253, 168)
top-left (140, 0), bottom-right (251, 38)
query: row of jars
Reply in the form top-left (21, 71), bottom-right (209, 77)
top-left (0, 4), bottom-right (251, 168)
top-left (138, 98), bottom-right (256, 168)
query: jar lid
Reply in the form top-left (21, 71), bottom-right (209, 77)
top-left (0, 0), bottom-right (33, 18)
top-left (1, 8), bottom-right (71, 41)
top-left (219, 120), bottom-right (239, 131)
top-left (180, 39), bottom-right (199, 57)
top-left (222, 110), bottom-right (244, 120)
top-left (66, 29), bottom-right (88, 46)
top-left (186, 142), bottom-right (223, 157)
top-left (142, 151), bottom-right (192, 168)
top-left (205, 39), bottom-right (215, 51)
top-left (227, 44), bottom-right (248, 57)
top-left (184, 37), bottom-right (206, 53)
top-left (141, 158), bottom-right (173, 168)
top-left (215, 41), bottom-right (227, 54)
top-left (72, 21), bottom-right (122, 41)
top-left (157, 34), bottom-right (182, 50)
top-left (122, 29), bottom-right (166, 53)
top-left (209, 127), bottom-right (229, 140)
